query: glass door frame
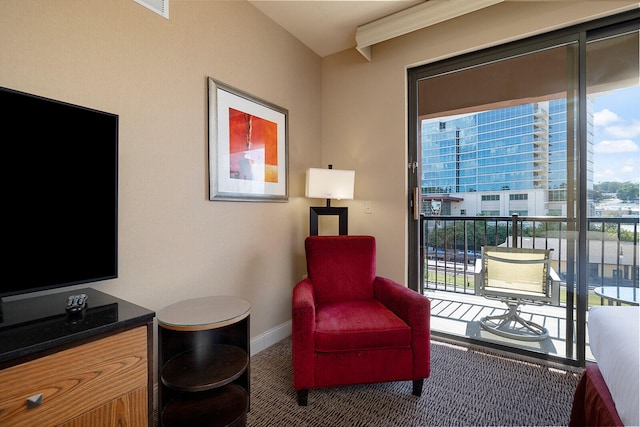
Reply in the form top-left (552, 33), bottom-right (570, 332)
top-left (407, 10), bottom-right (639, 367)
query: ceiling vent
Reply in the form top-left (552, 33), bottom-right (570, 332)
top-left (134, 0), bottom-right (169, 19)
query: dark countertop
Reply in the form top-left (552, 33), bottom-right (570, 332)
top-left (0, 287), bottom-right (155, 365)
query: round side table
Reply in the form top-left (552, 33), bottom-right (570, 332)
top-left (157, 296), bottom-right (251, 427)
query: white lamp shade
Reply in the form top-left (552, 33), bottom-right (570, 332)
top-left (306, 168), bottom-right (355, 200)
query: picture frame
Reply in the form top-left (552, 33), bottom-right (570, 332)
top-left (208, 77), bottom-right (288, 202)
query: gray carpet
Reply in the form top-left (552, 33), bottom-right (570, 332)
top-left (247, 338), bottom-right (580, 426)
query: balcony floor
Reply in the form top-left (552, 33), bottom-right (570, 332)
top-left (425, 289), bottom-right (595, 362)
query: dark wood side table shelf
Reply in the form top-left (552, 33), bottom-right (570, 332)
top-left (158, 296), bottom-right (251, 427)
top-left (0, 288), bottom-right (155, 426)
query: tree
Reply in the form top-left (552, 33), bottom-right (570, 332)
top-left (595, 181), bottom-right (620, 194)
top-left (591, 188), bottom-right (604, 203)
top-left (617, 182), bottom-right (639, 202)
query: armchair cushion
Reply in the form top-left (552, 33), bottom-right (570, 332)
top-left (315, 299), bottom-right (411, 352)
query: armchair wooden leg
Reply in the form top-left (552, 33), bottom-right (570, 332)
top-left (297, 389), bottom-right (308, 406)
top-left (412, 379), bottom-right (424, 397)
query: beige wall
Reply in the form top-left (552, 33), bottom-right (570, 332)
top-left (321, 1), bottom-right (638, 285)
top-left (1, 0), bottom-right (636, 349)
top-left (0, 0), bottom-right (321, 345)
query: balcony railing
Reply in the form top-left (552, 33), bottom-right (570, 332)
top-left (420, 214), bottom-right (639, 298)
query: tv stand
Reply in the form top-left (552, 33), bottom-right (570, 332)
top-left (0, 288), bottom-right (155, 426)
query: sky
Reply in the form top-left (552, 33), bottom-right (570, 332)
top-left (592, 85), bottom-right (640, 184)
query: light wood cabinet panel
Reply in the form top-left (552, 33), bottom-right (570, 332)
top-left (0, 327), bottom-right (148, 427)
top-left (58, 387), bottom-right (147, 427)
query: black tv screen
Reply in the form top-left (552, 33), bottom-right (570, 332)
top-left (1, 87), bottom-right (118, 298)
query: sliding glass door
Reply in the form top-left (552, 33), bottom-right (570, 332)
top-left (583, 28), bottom-right (640, 360)
top-left (408, 11), bottom-right (639, 365)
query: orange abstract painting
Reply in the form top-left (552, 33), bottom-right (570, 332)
top-left (228, 108), bottom-right (278, 183)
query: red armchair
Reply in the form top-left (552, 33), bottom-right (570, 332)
top-left (292, 235), bottom-right (430, 405)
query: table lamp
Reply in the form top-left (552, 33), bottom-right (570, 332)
top-left (306, 165), bottom-right (355, 235)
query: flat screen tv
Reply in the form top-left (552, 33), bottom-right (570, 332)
top-left (1, 87), bottom-right (118, 298)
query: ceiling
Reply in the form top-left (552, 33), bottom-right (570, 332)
top-left (248, 1), bottom-right (633, 59)
top-left (248, 0), bottom-right (425, 57)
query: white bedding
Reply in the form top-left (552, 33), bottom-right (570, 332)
top-left (588, 306), bottom-right (640, 426)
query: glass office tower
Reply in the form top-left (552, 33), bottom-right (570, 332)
top-left (420, 99), bottom-right (592, 216)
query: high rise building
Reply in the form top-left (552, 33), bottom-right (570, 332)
top-left (420, 99), bottom-right (593, 217)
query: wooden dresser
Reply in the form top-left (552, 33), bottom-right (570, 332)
top-left (0, 288), bottom-right (155, 427)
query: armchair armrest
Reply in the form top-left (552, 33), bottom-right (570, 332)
top-left (292, 278), bottom-right (316, 390)
top-left (474, 258), bottom-right (483, 274)
top-left (474, 258), bottom-right (484, 295)
top-left (373, 276), bottom-right (430, 379)
top-left (373, 277), bottom-right (429, 330)
top-left (293, 278), bottom-right (316, 322)
top-left (549, 266), bottom-right (561, 305)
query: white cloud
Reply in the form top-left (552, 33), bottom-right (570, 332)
top-left (594, 108), bottom-right (620, 126)
top-left (594, 153), bottom-right (639, 184)
top-left (593, 139), bottom-right (639, 154)
top-left (621, 158), bottom-right (637, 178)
top-left (594, 168), bottom-right (618, 181)
top-left (605, 119), bottom-right (640, 139)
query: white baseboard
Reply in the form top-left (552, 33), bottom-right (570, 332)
top-left (250, 320), bottom-right (291, 356)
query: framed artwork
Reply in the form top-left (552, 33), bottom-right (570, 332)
top-left (208, 77), bottom-right (288, 202)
